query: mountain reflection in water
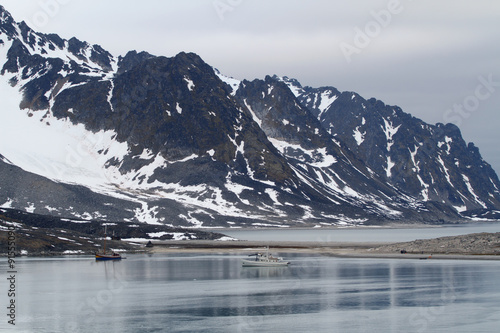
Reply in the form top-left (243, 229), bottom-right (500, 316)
top-left (7, 253), bottom-right (500, 332)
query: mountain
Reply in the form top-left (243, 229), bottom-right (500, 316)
top-left (279, 76), bottom-right (500, 213)
top-left (1, 5), bottom-right (499, 229)
top-left (234, 76), bottom-right (414, 218)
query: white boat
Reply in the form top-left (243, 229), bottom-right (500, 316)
top-left (242, 247), bottom-right (290, 267)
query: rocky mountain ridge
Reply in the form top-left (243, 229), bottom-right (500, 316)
top-left (279, 76), bottom-right (500, 213)
top-left (1, 5), bottom-right (499, 229)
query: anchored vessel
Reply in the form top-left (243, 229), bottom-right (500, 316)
top-left (242, 247), bottom-right (290, 267)
top-left (95, 225), bottom-right (122, 261)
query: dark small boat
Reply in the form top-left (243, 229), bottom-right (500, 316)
top-left (95, 252), bottom-right (122, 261)
top-left (95, 225), bottom-right (121, 261)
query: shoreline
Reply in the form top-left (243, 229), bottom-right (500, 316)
top-left (146, 238), bottom-right (500, 260)
top-left (5, 231), bottom-right (500, 261)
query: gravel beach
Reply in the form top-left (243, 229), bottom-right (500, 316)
top-left (148, 232), bottom-right (500, 260)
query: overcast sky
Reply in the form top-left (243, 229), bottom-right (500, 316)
top-left (2, 0), bottom-right (499, 173)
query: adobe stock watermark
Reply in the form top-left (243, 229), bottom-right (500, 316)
top-left (6, 225), bottom-right (17, 326)
top-left (340, 0), bottom-right (412, 63)
top-left (443, 74), bottom-right (499, 127)
top-left (213, 0), bottom-right (244, 21)
top-left (24, 0), bottom-right (73, 30)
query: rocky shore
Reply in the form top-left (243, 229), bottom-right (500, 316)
top-left (2, 206), bottom-right (499, 260)
top-left (0, 208), bottom-right (228, 256)
top-left (147, 232), bottom-right (500, 260)
top-left (371, 232), bottom-right (500, 255)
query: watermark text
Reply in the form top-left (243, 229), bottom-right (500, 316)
top-left (6, 225), bottom-right (17, 326)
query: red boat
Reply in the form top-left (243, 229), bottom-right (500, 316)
top-left (95, 252), bottom-right (122, 261)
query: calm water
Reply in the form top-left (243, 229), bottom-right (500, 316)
top-left (2, 253), bottom-right (500, 332)
top-left (223, 222), bottom-right (500, 243)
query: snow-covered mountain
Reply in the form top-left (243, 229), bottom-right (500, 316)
top-left (1, 5), bottom-right (499, 228)
top-left (279, 76), bottom-right (500, 214)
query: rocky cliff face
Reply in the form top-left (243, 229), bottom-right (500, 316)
top-left (1, 5), bottom-right (499, 228)
top-left (280, 76), bottom-right (500, 213)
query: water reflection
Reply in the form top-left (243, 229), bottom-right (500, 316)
top-left (8, 254), bottom-right (500, 332)
top-left (240, 266), bottom-right (290, 279)
top-left (330, 261), bottom-right (461, 310)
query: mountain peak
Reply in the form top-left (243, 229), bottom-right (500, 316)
top-left (170, 52), bottom-right (210, 73)
top-left (0, 4), bottom-right (8, 17)
top-left (1, 3), bottom-right (499, 228)
top-left (0, 5), bottom-right (16, 37)
top-left (117, 50), bottom-right (155, 74)
top-left (174, 51), bottom-right (202, 61)
top-left (273, 75), bottom-right (303, 89)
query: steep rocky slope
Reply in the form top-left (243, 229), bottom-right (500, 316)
top-left (1, 5), bottom-right (498, 229)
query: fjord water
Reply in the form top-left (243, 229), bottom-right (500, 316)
top-left (4, 252), bottom-right (500, 332)
top-left (223, 222), bottom-right (500, 243)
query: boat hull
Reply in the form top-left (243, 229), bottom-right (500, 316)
top-left (95, 254), bottom-right (122, 261)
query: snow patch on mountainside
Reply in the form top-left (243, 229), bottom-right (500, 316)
top-left (317, 91), bottom-right (338, 119)
top-left (184, 76), bottom-right (195, 91)
top-left (437, 155), bottom-right (454, 188)
top-left (243, 99), bottom-right (262, 127)
top-left (353, 126), bottom-right (365, 145)
top-left (462, 174), bottom-right (487, 209)
top-left (437, 136), bottom-right (453, 155)
top-left (0, 73), bottom-right (129, 188)
top-left (214, 69), bottom-right (240, 95)
top-left (381, 118), bottom-right (401, 152)
top-left (269, 139), bottom-right (336, 167)
top-left (385, 156), bottom-right (395, 178)
top-left (176, 102), bottom-right (183, 114)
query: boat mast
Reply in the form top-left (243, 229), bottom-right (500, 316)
top-left (103, 225), bottom-right (107, 254)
